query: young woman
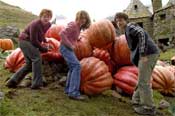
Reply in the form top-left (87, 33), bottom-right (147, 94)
top-left (59, 10), bottom-right (91, 101)
top-left (6, 9), bottom-right (53, 89)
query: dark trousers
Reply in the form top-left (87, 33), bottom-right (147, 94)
top-left (9, 40), bottom-right (43, 87)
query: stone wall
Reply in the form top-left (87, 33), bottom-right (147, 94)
top-left (154, 5), bottom-right (175, 47)
top-left (0, 25), bottom-right (20, 43)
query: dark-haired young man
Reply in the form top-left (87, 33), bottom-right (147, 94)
top-left (114, 12), bottom-right (161, 115)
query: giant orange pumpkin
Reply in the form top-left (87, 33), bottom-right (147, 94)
top-left (80, 57), bottom-right (113, 95)
top-left (45, 24), bottom-right (65, 41)
top-left (152, 66), bottom-right (175, 95)
top-left (111, 35), bottom-right (132, 66)
top-left (113, 66), bottom-right (138, 95)
top-left (74, 32), bottom-right (93, 60)
top-left (86, 19), bottom-right (115, 49)
top-left (0, 39), bottom-right (14, 51)
top-left (41, 38), bottom-right (63, 62)
top-left (92, 48), bottom-right (114, 73)
top-left (4, 48), bottom-right (25, 72)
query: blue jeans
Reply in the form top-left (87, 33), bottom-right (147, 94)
top-left (60, 45), bottom-right (81, 97)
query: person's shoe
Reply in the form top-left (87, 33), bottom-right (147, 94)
top-left (5, 80), bottom-right (17, 88)
top-left (30, 85), bottom-right (43, 90)
top-left (131, 101), bottom-right (140, 108)
top-left (134, 106), bottom-right (163, 116)
top-left (69, 95), bottom-right (88, 101)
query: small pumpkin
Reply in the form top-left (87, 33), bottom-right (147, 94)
top-left (41, 38), bottom-right (63, 62)
top-left (74, 32), bottom-right (93, 60)
top-left (45, 24), bottom-right (65, 41)
top-left (4, 48), bottom-right (25, 72)
top-left (113, 66), bottom-right (138, 95)
top-left (86, 19), bottom-right (115, 49)
top-left (152, 66), bottom-right (175, 96)
top-left (111, 35), bottom-right (132, 66)
top-left (0, 39), bottom-right (14, 51)
top-left (80, 57), bottom-right (113, 95)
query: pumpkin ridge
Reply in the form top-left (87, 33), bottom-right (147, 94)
top-left (114, 79), bottom-right (135, 95)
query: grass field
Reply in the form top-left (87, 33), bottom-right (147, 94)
top-left (0, 1), bottom-right (174, 115)
top-left (0, 49), bottom-right (175, 116)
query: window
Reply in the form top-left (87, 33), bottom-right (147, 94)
top-left (159, 14), bottom-right (166, 20)
top-left (134, 5), bottom-right (138, 10)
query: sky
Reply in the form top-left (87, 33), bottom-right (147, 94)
top-left (1, 0), bottom-right (168, 21)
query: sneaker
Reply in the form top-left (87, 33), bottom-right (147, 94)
top-left (69, 95), bottom-right (88, 101)
top-left (5, 80), bottom-right (17, 88)
top-left (30, 85), bottom-right (44, 90)
top-left (134, 106), bottom-right (163, 116)
top-left (30, 86), bottom-right (44, 90)
top-left (131, 101), bottom-right (140, 108)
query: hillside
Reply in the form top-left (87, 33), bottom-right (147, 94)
top-left (0, 0), bottom-right (37, 29)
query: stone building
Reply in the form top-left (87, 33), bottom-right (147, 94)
top-left (153, 0), bottom-right (175, 47)
top-left (123, 0), bottom-right (175, 48)
top-left (124, 0), bottom-right (153, 37)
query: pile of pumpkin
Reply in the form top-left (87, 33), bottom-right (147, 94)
top-left (3, 19), bottom-right (175, 96)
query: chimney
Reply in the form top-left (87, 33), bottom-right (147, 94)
top-left (151, 0), bottom-right (162, 13)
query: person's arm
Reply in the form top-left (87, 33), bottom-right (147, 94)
top-left (43, 22), bottom-right (52, 43)
top-left (29, 23), bottom-right (48, 52)
top-left (128, 24), bottom-right (146, 56)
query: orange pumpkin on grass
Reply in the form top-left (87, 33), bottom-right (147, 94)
top-left (113, 66), bottom-right (138, 95)
top-left (80, 57), bottom-right (113, 95)
top-left (4, 48), bottom-right (25, 72)
top-left (0, 39), bottom-right (14, 52)
top-left (152, 66), bottom-right (175, 96)
top-left (86, 19), bottom-right (115, 49)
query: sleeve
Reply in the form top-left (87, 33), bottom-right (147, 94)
top-left (59, 22), bottom-right (76, 48)
top-left (29, 23), bottom-right (47, 51)
top-left (128, 24), bottom-right (146, 56)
